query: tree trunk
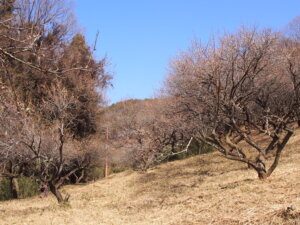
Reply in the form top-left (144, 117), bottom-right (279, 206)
top-left (257, 170), bottom-right (268, 180)
top-left (76, 170), bottom-right (85, 184)
top-left (10, 177), bottom-right (19, 199)
top-left (48, 182), bottom-right (63, 203)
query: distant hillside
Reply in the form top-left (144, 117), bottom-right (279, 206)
top-left (1, 129), bottom-right (300, 225)
top-left (106, 98), bottom-right (161, 114)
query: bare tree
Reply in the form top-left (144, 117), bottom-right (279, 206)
top-left (19, 82), bottom-right (97, 202)
top-left (0, 0), bottom-right (109, 202)
top-left (101, 99), bottom-right (188, 170)
top-left (165, 27), bottom-right (296, 179)
top-left (0, 92), bottom-right (36, 198)
top-left (284, 16), bottom-right (300, 42)
top-left (281, 39), bottom-right (300, 126)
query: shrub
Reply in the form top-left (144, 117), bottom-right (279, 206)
top-left (84, 167), bottom-right (104, 181)
top-left (0, 176), bottom-right (39, 201)
top-left (111, 166), bottom-right (128, 174)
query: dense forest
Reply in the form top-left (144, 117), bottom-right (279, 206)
top-left (1, 0), bottom-right (300, 208)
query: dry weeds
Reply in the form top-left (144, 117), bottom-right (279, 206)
top-left (1, 130), bottom-right (300, 224)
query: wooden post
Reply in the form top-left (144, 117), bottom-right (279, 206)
top-left (104, 127), bottom-right (109, 177)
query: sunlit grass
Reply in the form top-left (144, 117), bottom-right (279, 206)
top-left (0, 130), bottom-right (300, 224)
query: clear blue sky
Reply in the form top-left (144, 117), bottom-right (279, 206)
top-left (74, 0), bottom-right (300, 104)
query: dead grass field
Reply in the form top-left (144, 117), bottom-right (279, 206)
top-left (1, 130), bottom-right (300, 225)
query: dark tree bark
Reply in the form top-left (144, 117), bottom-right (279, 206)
top-left (48, 182), bottom-right (64, 203)
top-left (75, 170), bottom-right (85, 184)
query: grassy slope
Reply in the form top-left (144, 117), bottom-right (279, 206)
top-left (1, 130), bottom-right (300, 225)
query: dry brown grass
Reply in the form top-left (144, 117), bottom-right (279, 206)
top-left (1, 130), bottom-right (300, 225)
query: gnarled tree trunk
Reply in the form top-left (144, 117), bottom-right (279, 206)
top-left (48, 182), bottom-right (63, 203)
top-left (256, 170), bottom-right (268, 180)
top-left (255, 129), bottom-right (293, 180)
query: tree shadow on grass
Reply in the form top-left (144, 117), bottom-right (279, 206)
top-left (130, 154), bottom-right (257, 211)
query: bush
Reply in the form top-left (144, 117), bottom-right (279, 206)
top-left (84, 167), bottom-right (104, 181)
top-left (0, 178), bottom-right (12, 200)
top-left (18, 176), bottom-right (39, 199)
top-left (167, 139), bottom-right (214, 162)
top-left (111, 166), bottom-right (128, 174)
top-left (0, 176), bottom-right (39, 201)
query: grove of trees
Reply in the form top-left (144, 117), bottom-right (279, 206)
top-left (103, 25), bottom-right (300, 180)
top-left (0, 0), bottom-right (110, 202)
top-left (1, 0), bottom-right (300, 204)
top-left (164, 28), bottom-right (299, 179)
